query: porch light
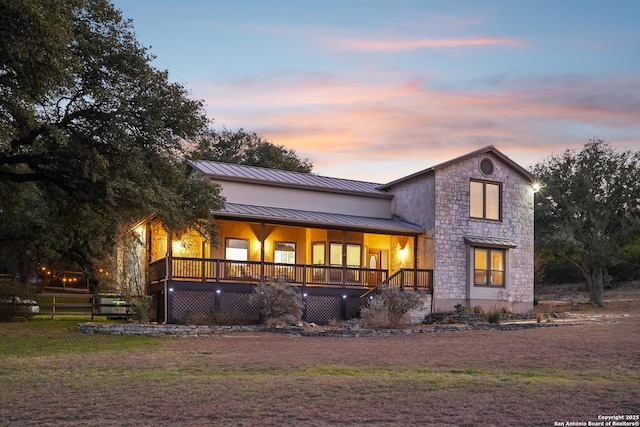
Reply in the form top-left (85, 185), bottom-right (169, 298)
top-left (398, 246), bottom-right (409, 261)
top-left (169, 288), bottom-right (174, 292)
top-left (216, 289), bottom-right (221, 294)
top-left (342, 295), bottom-right (347, 299)
top-left (302, 293), bottom-right (308, 298)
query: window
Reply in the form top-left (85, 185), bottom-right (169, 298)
top-left (312, 243), bottom-right (325, 265)
top-left (470, 180), bottom-right (501, 220)
top-left (346, 244), bottom-right (361, 267)
top-left (329, 243), bottom-right (342, 266)
top-left (474, 248), bottom-right (504, 287)
top-left (225, 238), bottom-right (248, 261)
top-left (329, 243), bottom-right (361, 266)
top-left (274, 242), bottom-right (295, 264)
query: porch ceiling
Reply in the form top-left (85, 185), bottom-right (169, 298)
top-left (215, 202), bottom-right (424, 235)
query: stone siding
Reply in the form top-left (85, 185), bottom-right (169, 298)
top-left (433, 153), bottom-right (534, 312)
top-left (387, 152), bottom-right (534, 313)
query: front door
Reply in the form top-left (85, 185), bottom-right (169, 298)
top-left (367, 250), bottom-right (381, 286)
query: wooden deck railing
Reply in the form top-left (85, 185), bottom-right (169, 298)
top-left (385, 268), bottom-right (433, 291)
top-left (149, 257), bottom-right (401, 288)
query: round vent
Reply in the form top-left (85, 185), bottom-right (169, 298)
top-left (479, 158), bottom-right (494, 176)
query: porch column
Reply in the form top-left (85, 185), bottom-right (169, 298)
top-left (413, 235), bottom-right (418, 291)
top-left (260, 222), bottom-right (265, 282)
top-left (166, 228), bottom-right (173, 281)
top-left (342, 230), bottom-right (347, 288)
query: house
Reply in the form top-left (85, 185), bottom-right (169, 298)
top-left (137, 145), bottom-right (535, 324)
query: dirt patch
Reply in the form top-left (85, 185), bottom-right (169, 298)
top-left (1, 282), bottom-right (639, 426)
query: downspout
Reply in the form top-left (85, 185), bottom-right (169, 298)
top-left (342, 230), bottom-right (347, 287)
top-left (164, 228), bottom-right (172, 324)
top-left (260, 222), bottom-right (265, 282)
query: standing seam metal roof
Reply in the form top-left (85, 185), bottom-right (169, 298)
top-left (217, 202), bottom-right (424, 234)
top-left (188, 160), bottom-right (390, 197)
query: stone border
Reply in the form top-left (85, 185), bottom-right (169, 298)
top-left (77, 320), bottom-right (579, 338)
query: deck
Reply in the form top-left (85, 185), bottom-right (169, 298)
top-left (149, 257), bottom-right (432, 291)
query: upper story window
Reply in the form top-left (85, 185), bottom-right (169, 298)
top-left (470, 180), bottom-right (501, 221)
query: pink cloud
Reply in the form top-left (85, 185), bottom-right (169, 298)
top-left (327, 36), bottom-right (530, 52)
top-left (197, 72), bottom-right (640, 181)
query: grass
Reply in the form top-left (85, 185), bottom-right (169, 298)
top-left (1, 304), bottom-right (639, 426)
top-left (0, 318), bottom-right (159, 357)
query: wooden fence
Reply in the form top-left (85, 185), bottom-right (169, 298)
top-left (36, 294), bottom-right (131, 320)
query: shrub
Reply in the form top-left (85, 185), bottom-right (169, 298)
top-left (472, 305), bottom-right (485, 314)
top-left (361, 287), bottom-right (424, 328)
top-left (485, 308), bottom-right (501, 324)
top-left (454, 303), bottom-right (465, 314)
top-left (128, 295), bottom-right (152, 323)
top-left (248, 279), bottom-right (303, 324)
top-left (360, 297), bottom-right (389, 328)
top-left (0, 281), bottom-right (37, 322)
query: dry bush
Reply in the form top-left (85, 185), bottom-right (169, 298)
top-left (361, 287), bottom-right (423, 328)
top-left (248, 280), bottom-right (303, 324)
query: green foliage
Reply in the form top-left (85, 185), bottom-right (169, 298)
top-left (532, 140), bottom-right (640, 305)
top-left (248, 280), bottom-right (304, 324)
top-left (0, 0), bottom-right (223, 281)
top-left (190, 128), bottom-right (313, 173)
top-left (361, 287), bottom-right (424, 328)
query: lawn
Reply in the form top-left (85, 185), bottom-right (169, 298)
top-left (1, 298), bottom-right (639, 426)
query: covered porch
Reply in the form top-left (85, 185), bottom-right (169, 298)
top-left (141, 205), bottom-right (433, 323)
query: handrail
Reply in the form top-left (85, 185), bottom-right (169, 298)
top-left (155, 257), bottom-right (399, 288)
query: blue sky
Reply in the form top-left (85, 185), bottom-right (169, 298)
top-left (111, 0), bottom-right (640, 182)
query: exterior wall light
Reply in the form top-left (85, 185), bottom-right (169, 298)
top-left (532, 182), bottom-right (545, 193)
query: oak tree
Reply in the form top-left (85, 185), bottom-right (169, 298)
top-left (0, 0), bottom-right (223, 283)
top-left (532, 140), bottom-right (640, 306)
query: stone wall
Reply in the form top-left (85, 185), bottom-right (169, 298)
top-left (432, 153), bottom-right (534, 312)
top-left (385, 151), bottom-right (534, 314)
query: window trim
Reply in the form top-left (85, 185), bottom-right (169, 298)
top-left (225, 238), bottom-right (248, 261)
top-left (470, 179), bottom-right (502, 221)
top-left (473, 247), bottom-right (505, 288)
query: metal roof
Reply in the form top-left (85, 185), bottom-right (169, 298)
top-left (379, 146), bottom-right (535, 190)
top-left (188, 160), bottom-right (391, 197)
top-left (463, 235), bottom-right (517, 248)
top-left (216, 202), bottom-right (424, 235)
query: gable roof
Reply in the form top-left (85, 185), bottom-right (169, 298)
top-left (378, 145), bottom-right (535, 190)
top-left (188, 160), bottom-right (391, 198)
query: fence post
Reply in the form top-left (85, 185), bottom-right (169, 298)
top-left (51, 296), bottom-right (55, 320)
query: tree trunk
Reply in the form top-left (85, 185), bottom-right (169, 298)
top-left (591, 268), bottom-right (604, 307)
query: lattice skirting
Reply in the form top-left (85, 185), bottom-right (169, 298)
top-left (305, 295), bottom-right (341, 324)
top-left (171, 290), bottom-right (215, 321)
top-left (220, 292), bottom-right (261, 323)
top-left (168, 287), bottom-right (365, 324)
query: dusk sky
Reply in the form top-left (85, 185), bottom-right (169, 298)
top-left (111, 0), bottom-right (640, 182)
